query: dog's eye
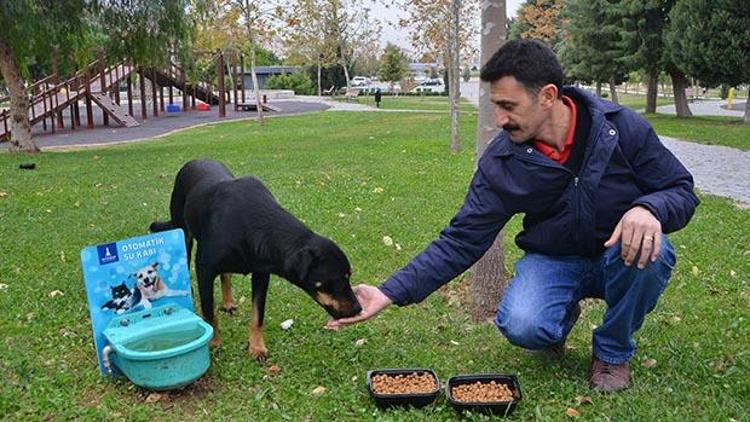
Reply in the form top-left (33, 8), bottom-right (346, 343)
top-left (314, 282), bottom-right (322, 289)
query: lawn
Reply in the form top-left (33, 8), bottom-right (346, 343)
top-left (645, 114), bottom-right (750, 151)
top-left (0, 111), bottom-right (747, 420)
top-left (615, 93), bottom-right (674, 111)
top-left (337, 94), bottom-right (478, 113)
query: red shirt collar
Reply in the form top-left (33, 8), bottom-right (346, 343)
top-left (533, 95), bottom-right (577, 164)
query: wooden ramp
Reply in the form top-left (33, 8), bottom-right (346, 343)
top-left (89, 92), bottom-right (139, 127)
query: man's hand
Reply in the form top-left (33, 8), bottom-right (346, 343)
top-left (604, 206), bottom-right (662, 269)
top-left (325, 284), bottom-right (392, 329)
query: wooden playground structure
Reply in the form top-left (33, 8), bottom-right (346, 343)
top-left (0, 51), bottom-right (280, 143)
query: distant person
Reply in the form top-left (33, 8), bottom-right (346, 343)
top-left (374, 89), bottom-right (382, 108)
top-left (328, 39), bottom-right (699, 393)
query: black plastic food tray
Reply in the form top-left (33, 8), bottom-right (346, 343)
top-left (367, 368), bottom-right (440, 409)
top-left (446, 373), bottom-right (522, 416)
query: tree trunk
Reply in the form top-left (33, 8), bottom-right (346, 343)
top-left (244, 1), bottom-right (264, 125)
top-left (0, 40), bottom-right (38, 152)
top-left (596, 81), bottom-right (602, 97)
top-left (342, 59), bottom-right (351, 91)
top-left (317, 61), bottom-right (322, 97)
top-left (608, 76), bottom-right (619, 104)
top-left (469, 0), bottom-right (507, 322)
top-left (744, 87), bottom-right (750, 124)
top-left (670, 69), bottom-right (692, 118)
top-left (645, 72), bottom-right (658, 113)
top-left (449, 0), bottom-right (461, 153)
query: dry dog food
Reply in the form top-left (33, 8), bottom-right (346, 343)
top-left (371, 372), bottom-right (437, 395)
top-left (451, 380), bottom-right (514, 403)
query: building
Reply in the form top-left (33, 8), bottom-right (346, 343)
top-left (242, 66), bottom-right (303, 90)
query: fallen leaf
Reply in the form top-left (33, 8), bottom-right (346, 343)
top-left (642, 358), bottom-right (657, 368)
top-left (354, 207), bottom-right (362, 212)
top-left (0, 284), bottom-right (7, 290)
top-left (280, 319), bottom-right (294, 330)
top-left (49, 290), bottom-right (64, 298)
top-left (145, 392), bottom-right (164, 403)
top-left (93, 155), bottom-right (100, 160)
top-left (575, 396), bottom-right (593, 405)
top-left (382, 236), bottom-right (393, 247)
top-left (691, 266), bottom-right (700, 276)
top-left (566, 408), bottom-right (580, 417)
top-left (730, 270), bottom-right (737, 278)
top-left (372, 187), bottom-right (384, 193)
top-left (159, 173), bottom-right (167, 179)
top-left (355, 338), bottom-right (367, 347)
top-left (46, 209), bottom-right (52, 213)
top-left (0, 191), bottom-right (7, 198)
top-left (74, 201), bottom-right (80, 208)
top-left (450, 340), bottom-right (460, 346)
top-left (670, 316), bottom-right (682, 323)
top-left (311, 386), bottom-right (326, 396)
top-left (266, 364), bottom-right (281, 376)
top-left (395, 243), bottom-right (402, 251)
top-left (338, 213), bottom-right (346, 218)
top-left (351, 375), bottom-right (358, 382)
top-left (239, 295), bottom-right (246, 304)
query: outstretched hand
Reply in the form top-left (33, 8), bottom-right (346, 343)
top-left (604, 206), bottom-right (662, 269)
top-left (326, 284), bottom-right (392, 329)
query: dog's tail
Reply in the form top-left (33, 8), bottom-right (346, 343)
top-left (149, 220), bottom-right (177, 233)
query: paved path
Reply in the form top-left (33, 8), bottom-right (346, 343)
top-left (656, 100), bottom-right (746, 117)
top-left (2, 100), bottom-right (328, 150)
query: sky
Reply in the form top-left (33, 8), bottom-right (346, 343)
top-left (373, 0), bottom-right (525, 52)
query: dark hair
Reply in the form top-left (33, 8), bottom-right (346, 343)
top-left (480, 39), bottom-right (563, 98)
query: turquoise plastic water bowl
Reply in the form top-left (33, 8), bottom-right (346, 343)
top-left (102, 304), bottom-right (213, 390)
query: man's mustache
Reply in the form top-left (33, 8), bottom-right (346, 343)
top-left (503, 123), bottom-right (520, 131)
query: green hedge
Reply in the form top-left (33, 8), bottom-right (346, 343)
top-left (265, 72), bottom-right (315, 95)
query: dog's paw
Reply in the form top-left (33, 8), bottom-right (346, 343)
top-left (221, 305), bottom-right (237, 315)
top-left (248, 344), bottom-right (269, 362)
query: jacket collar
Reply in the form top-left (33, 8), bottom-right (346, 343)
top-left (487, 86), bottom-right (621, 159)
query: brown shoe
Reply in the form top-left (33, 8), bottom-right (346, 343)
top-left (590, 357), bottom-right (631, 393)
top-left (543, 303), bottom-right (582, 360)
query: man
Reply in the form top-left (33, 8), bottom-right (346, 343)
top-left (328, 39), bottom-right (699, 393)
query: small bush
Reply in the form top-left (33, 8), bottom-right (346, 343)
top-left (265, 72), bottom-right (315, 95)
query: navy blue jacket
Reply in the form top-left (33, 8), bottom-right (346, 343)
top-left (380, 87), bottom-right (699, 306)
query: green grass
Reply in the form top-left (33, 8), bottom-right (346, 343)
top-left (615, 93), bottom-right (674, 111)
top-left (645, 114), bottom-right (750, 151)
top-left (339, 95), bottom-right (478, 113)
top-left (0, 111), bottom-right (748, 420)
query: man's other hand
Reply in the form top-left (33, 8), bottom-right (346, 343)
top-left (604, 206), bottom-right (662, 269)
top-left (325, 284), bottom-right (392, 329)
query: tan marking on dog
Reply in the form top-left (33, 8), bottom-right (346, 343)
top-left (220, 273), bottom-right (234, 311)
top-left (248, 306), bottom-right (268, 361)
top-left (314, 292), bottom-right (342, 312)
top-left (209, 316), bottom-right (222, 348)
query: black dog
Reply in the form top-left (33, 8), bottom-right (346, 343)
top-left (150, 159), bottom-right (362, 360)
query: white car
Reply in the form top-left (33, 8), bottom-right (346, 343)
top-left (351, 76), bottom-right (372, 87)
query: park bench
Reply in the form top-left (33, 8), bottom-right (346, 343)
top-left (321, 85), bottom-right (335, 96)
top-left (345, 88), bottom-right (360, 102)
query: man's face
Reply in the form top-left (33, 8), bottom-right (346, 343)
top-left (489, 76), bottom-right (549, 143)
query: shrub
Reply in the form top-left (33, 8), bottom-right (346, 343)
top-left (265, 72), bottom-right (315, 95)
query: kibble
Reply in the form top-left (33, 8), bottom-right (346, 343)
top-left (371, 372), bottom-right (437, 395)
top-left (451, 380), bottom-right (514, 403)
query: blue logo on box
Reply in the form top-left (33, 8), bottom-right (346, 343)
top-left (97, 243), bottom-right (119, 265)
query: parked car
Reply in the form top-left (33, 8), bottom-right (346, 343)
top-left (351, 76), bottom-right (372, 87)
top-left (411, 79), bottom-right (444, 93)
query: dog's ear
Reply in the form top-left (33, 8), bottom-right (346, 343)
top-left (152, 262), bottom-right (160, 270)
top-left (287, 247), bottom-right (318, 283)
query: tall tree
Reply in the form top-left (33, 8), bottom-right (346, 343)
top-left (0, 0), bottom-right (191, 153)
top-left (397, 0), bottom-right (479, 152)
top-left (666, 0), bottom-right (750, 123)
top-left (561, 0), bottom-right (624, 103)
top-left (469, 0), bottom-right (506, 321)
top-left (508, 0), bottom-right (565, 52)
top-left (282, 0), bottom-right (338, 96)
top-left (0, 0), bottom-right (88, 152)
top-left (378, 43), bottom-right (409, 91)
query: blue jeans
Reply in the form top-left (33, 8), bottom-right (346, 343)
top-left (494, 238), bottom-right (675, 364)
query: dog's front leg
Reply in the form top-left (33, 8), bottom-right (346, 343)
top-left (248, 272), bottom-right (270, 362)
top-left (196, 265), bottom-right (221, 348)
top-left (220, 273), bottom-right (237, 315)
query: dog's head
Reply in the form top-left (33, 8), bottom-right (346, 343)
top-left (133, 262), bottom-right (162, 294)
top-left (286, 236), bottom-right (362, 319)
